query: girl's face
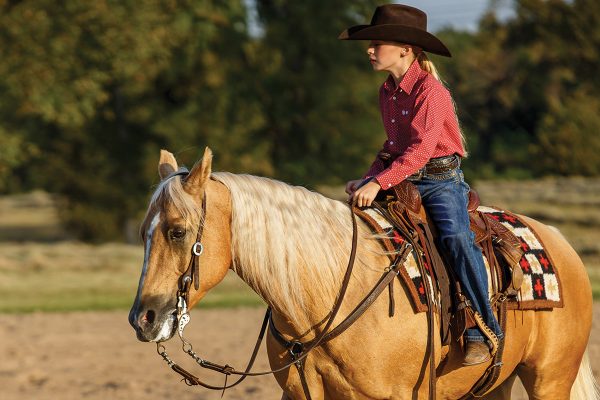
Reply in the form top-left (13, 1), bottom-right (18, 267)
top-left (367, 40), bottom-right (410, 76)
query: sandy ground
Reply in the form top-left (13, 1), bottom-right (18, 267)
top-left (1, 306), bottom-right (598, 400)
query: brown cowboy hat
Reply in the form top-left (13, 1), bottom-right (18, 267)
top-left (338, 4), bottom-right (451, 57)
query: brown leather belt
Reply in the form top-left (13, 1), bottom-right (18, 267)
top-left (378, 152), bottom-right (461, 181)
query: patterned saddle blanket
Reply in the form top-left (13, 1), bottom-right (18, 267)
top-left (357, 205), bottom-right (563, 313)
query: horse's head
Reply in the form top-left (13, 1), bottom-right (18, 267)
top-left (129, 148), bottom-right (232, 342)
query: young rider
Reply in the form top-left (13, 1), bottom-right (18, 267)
top-left (339, 4), bottom-right (503, 365)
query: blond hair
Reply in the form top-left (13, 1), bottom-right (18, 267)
top-left (417, 51), bottom-right (442, 82)
top-left (416, 50), bottom-right (469, 156)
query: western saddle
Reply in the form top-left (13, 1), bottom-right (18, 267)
top-left (373, 180), bottom-right (523, 344)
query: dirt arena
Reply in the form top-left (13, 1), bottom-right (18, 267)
top-left (1, 306), bottom-right (598, 400)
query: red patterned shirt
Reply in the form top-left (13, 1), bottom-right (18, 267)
top-left (365, 59), bottom-right (465, 190)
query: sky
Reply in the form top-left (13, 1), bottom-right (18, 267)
top-left (397, 0), bottom-right (515, 32)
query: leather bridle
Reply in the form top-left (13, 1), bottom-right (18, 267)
top-left (177, 190), bottom-right (206, 308)
top-left (154, 171), bottom-right (414, 398)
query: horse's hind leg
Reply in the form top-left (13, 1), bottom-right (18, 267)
top-left (514, 303), bottom-right (593, 400)
top-left (481, 373), bottom-right (518, 400)
top-left (517, 365), bottom-right (573, 400)
top-left (515, 328), bottom-right (585, 400)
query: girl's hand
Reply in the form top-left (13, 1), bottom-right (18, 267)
top-left (345, 179), bottom-right (364, 195)
top-left (351, 180), bottom-right (381, 207)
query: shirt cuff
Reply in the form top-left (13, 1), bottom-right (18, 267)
top-left (376, 169), bottom-right (411, 189)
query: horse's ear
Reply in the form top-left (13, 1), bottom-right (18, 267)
top-left (158, 150), bottom-right (179, 180)
top-left (184, 147), bottom-right (212, 195)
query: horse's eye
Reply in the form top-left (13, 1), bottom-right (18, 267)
top-left (170, 227), bottom-right (186, 240)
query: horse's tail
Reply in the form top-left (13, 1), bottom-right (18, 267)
top-left (571, 350), bottom-right (600, 400)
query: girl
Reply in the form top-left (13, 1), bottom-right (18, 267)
top-left (339, 4), bottom-right (502, 366)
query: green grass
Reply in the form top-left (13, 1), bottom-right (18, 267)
top-left (0, 242), bottom-right (262, 313)
top-left (592, 284), bottom-right (600, 300)
top-left (586, 260), bottom-right (600, 300)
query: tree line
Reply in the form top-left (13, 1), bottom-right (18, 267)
top-left (0, 0), bottom-right (598, 241)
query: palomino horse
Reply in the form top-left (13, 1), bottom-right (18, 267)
top-left (129, 148), bottom-right (597, 399)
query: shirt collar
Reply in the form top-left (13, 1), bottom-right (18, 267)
top-left (382, 59), bottom-right (423, 95)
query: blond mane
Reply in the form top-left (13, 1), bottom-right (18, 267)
top-left (212, 172), bottom-right (377, 324)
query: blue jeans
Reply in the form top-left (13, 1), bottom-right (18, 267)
top-left (412, 169), bottom-right (503, 342)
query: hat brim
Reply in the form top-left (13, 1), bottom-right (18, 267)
top-left (338, 24), bottom-right (451, 57)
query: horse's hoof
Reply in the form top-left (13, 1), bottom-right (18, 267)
top-left (462, 341), bottom-right (491, 366)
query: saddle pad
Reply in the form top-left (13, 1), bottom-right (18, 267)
top-left (479, 206), bottom-right (563, 310)
top-left (356, 206), bottom-right (563, 313)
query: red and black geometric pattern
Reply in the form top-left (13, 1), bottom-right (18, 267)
top-left (479, 206), bottom-right (563, 310)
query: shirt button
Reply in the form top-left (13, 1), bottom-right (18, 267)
top-left (387, 184), bottom-right (392, 188)
top-left (399, 89), bottom-right (403, 93)
top-left (392, 96), bottom-right (396, 100)
top-left (391, 119), bottom-right (395, 123)
top-left (390, 141), bottom-right (394, 145)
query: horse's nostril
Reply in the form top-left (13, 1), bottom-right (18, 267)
top-left (143, 309), bottom-right (156, 325)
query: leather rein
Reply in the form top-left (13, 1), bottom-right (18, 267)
top-left (155, 171), bottom-right (413, 398)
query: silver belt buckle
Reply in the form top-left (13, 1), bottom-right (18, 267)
top-left (407, 169), bottom-right (424, 181)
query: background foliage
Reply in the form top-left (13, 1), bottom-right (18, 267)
top-left (436, 0), bottom-right (600, 179)
top-left (0, 0), bottom-right (598, 241)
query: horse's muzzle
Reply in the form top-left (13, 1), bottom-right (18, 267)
top-left (129, 302), bottom-right (177, 342)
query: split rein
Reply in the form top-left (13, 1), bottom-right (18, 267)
top-left (155, 173), bottom-right (413, 396)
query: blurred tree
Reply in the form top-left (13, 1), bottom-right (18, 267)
top-left (535, 89), bottom-right (600, 176)
top-left (254, 0), bottom-right (383, 185)
top-left (437, 0), bottom-right (600, 179)
top-left (0, 0), bottom-right (259, 241)
top-left (0, 128), bottom-right (39, 192)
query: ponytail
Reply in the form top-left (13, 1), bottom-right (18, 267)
top-left (416, 50), bottom-right (469, 156)
top-left (417, 51), bottom-right (442, 82)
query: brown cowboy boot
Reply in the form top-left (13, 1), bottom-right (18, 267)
top-left (463, 341), bottom-right (491, 366)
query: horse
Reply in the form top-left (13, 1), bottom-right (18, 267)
top-left (129, 148), bottom-right (597, 399)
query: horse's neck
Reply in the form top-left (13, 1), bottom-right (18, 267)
top-left (224, 178), bottom-right (359, 328)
